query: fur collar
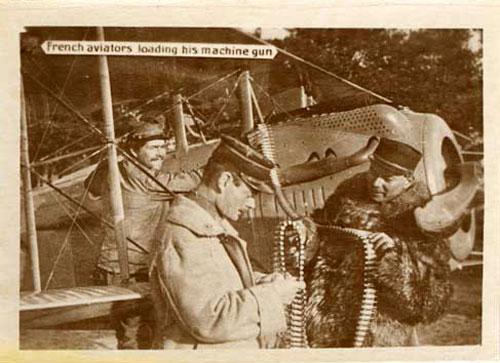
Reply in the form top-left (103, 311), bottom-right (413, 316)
top-left (319, 172), bottom-right (431, 235)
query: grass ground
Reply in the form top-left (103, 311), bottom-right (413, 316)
top-left (417, 266), bottom-right (482, 345)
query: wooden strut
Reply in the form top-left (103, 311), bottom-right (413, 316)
top-left (21, 78), bottom-right (42, 292)
top-left (97, 27), bottom-right (129, 282)
top-left (239, 70), bottom-right (254, 135)
top-left (171, 93), bottom-right (189, 157)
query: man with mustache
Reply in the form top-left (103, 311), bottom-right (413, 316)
top-left (149, 135), bottom-right (304, 349)
top-left (306, 137), bottom-right (453, 347)
top-left (85, 120), bottom-right (202, 349)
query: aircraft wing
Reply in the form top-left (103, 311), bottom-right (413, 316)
top-left (20, 283), bottom-right (149, 328)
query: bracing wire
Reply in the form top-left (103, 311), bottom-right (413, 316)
top-left (252, 81), bottom-right (295, 121)
top-left (30, 28), bottom-right (91, 162)
top-left (116, 68), bottom-right (241, 143)
top-left (56, 145), bottom-right (107, 177)
top-left (32, 145), bottom-right (102, 168)
top-left (28, 167), bottom-right (150, 255)
top-left (44, 149), bottom-right (105, 290)
top-left (183, 99), bottom-right (207, 143)
top-left (23, 70), bottom-right (104, 139)
top-left (36, 132), bottom-right (94, 163)
top-left (49, 27), bottom-right (91, 123)
top-left (184, 68), bottom-right (241, 102)
top-left (233, 28), bottom-right (392, 104)
top-left (49, 191), bottom-right (96, 247)
top-left (205, 73), bottom-right (243, 128)
top-left (158, 69), bottom-right (242, 119)
top-left (25, 58), bottom-right (81, 113)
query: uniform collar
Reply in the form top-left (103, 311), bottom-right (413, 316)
top-left (167, 195), bottom-right (240, 238)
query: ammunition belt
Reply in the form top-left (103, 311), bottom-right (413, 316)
top-left (274, 222), bottom-right (378, 348)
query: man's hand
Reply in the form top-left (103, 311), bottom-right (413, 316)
top-left (369, 232), bottom-right (395, 258)
top-left (257, 272), bottom-right (291, 284)
top-left (271, 278), bottom-right (305, 305)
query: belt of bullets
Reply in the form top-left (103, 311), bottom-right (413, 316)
top-left (318, 225), bottom-right (378, 347)
top-left (274, 220), bottom-right (308, 348)
top-left (275, 222), bottom-right (378, 348)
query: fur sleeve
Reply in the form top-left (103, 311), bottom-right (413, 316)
top-left (375, 237), bottom-right (453, 325)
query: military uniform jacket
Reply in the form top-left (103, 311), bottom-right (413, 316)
top-left (85, 159), bottom-right (202, 275)
top-left (149, 195), bottom-right (287, 349)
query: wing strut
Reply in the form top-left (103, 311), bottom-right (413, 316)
top-left (239, 69), bottom-right (254, 134)
top-left (21, 78), bottom-right (42, 292)
top-left (97, 27), bottom-right (129, 282)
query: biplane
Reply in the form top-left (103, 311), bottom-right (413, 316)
top-left (19, 27), bottom-right (483, 345)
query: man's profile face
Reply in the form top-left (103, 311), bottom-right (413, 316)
top-left (216, 173), bottom-right (255, 221)
top-left (366, 165), bottom-right (412, 203)
top-left (135, 139), bottom-right (166, 171)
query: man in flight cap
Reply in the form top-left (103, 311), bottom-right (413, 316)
top-left (149, 134), bottom-right (304, 349)
top-left (85, 119), bottom-right (202, 349)
top-left (305, 137), bottom-right (453, 347)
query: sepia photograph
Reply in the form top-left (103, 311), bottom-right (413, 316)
top-left (18, 25), bottom-right (484, 350)
top-left (0, 1), bottom-right (498, 362)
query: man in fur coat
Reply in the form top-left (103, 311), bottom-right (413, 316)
top-left (305, 137), bottom-right (453, 347)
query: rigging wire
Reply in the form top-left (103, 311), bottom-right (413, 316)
top-left (116, 68), bottom-right (242, 144)
top-left (50, 28), bottom-right (91, 123)
top-left (183, 99), bottom-right (207, 143)
top-left (184, 68), bottom-right (241, 102)
top-left (204, 73), bottom-right (243, 129)
top-left (24, 53), bottom-right (87, 163)
top-left (24, 58), bottom-right (81, 114)
top-left (252, 81), bottom-right (295, 121)
top-left (49, 191), bottom-right (96, 247)
top-left (27, 167), bottom-right (149, 255)
top-left (43, 149), bottom-right (105, 290)
top-left (22, 70), bottom-right (104, 139)
top-left (37, 132), bottom-right (94, 163)
top-left (233, 28), bottom-right (393, 104)
top-left (32, 29), bottom-right (92, 163)
top-left (453, 130), bottom-right (474, 143)
top-left (31, 121), bottom-right (54, 163)
top-left (157, 69), bottom-right (241, 122)
top-left (32, 145), bottom-right (102, 168)
top-left (56, 145), bottom-right (107, 177)
top-left (114, 90), bottom-right (172, 126)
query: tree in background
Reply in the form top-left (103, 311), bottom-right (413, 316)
top-left (275, 29), bottom-right (483, 142)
